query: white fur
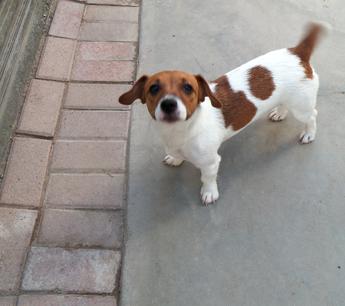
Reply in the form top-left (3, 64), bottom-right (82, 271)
top-left (156, 48), bottom-right (319, 205)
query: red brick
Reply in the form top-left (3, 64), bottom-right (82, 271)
top-left (87, 0), bottom-right (139, 5)
top-left (79, 21), bottom-right (138, 42)
top-left (37, 37), bottom-right (76, 81)
top-left (71, 60), bottom-right (135, 82)
top-left (18, 295), bottom-right (116, 306)
top-left (45, 173), bottom-right (125, 209)
top-left (51, 140), bottom-right (126, 172)
top-left (22, 247), bottom-right (120, 293)
top-left (84, 6), bottom-right (139, 22)
top-left (71, 42), bottom-right (135, 82)
top-left (18, 80), bottom-right (65, 137)
top-left (0, 138), bottom-right (52, 207)
top-left (0, 208), bottom-right (37, 292)
top-left (76, 42), bottom-right (136, 61)
top-left (49, 0), bottom-right (84, 39)
top-left (58, 110), bottom-right (130, 139)
top-left (64, 83), bottom-right (130, 109)
top-left (37, 209), bottom-right (123, 248)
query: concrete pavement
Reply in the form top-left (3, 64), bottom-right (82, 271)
top-left (121, 0), bottom-right (345, 305)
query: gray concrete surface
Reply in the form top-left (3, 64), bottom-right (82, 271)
top-left (121, 1), bottom-right (345, 305)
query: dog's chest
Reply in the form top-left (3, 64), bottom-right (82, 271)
top-left (161, 121), bottom-right (226, 166)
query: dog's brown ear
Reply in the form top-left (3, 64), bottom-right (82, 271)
top-left (195, 75), bottom-right (222, 109)
top-left (119, 75), bottom-right (149, 105)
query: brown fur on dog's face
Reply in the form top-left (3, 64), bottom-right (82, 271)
top-left (119, 71), bottom-right (221, 120)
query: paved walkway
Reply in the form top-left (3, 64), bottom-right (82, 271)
top-left (0, 0), bottom-right (139, 305)
top-left (122, 1), bottom-right (345, 305)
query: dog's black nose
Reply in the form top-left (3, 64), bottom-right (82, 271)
top-left (161, 99), bottom-right (177, 114)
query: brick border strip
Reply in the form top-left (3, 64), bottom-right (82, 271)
top-left (0, 0), bottom-right (141, 304)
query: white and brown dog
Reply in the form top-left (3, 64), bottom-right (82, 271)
top-left (119, 23), bottom-right (329, 205)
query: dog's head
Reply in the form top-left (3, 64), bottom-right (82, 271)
top-left (119, 71), bottom-right (222, 123)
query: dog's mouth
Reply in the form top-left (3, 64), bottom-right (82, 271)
top-left (161, 113), bottom-right (181, 123)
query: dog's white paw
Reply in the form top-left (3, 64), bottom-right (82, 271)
top-left (299, 131), bottom-right (316, 144)
top-left (269, 107), bottom-right (288, 122)
top-left (201, 183), bottom-right (219, 206)
top-left (163, 155), bottom-right (184, 167)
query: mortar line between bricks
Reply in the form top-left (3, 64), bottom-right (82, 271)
top-left (75, 59), bottom-right (136, 63)
top-left (63, 106), bottom-right (130, 111)
top-left (33, 77), bottom-right (67, 83)
top-left (56, 137), bottom-right (129, 141)
top-left (35, 77), bottom-right (135, 85)
top-left (69, 80), bottom-right (135, 84)
top-left (66, 0), bottom-right (139, 7)
top-left (80, 20), bottom-right (139, 25)
top-left (64, 79), bottom-right (134, 85)
top-left (15, 131), bottom-right (54, 140)
top-left (46, 33), bottom-right (79, 41)
top-left (60, 109), bottom-right (130, 112)
top-left (16, 290), bottom-right (116, 297)
top-left (39, 206), bottom-right (123, 213)
top-left (49, 169), bottom-right (126, 174)
top-left (30, 243), bottom-right (122, 252)
top-left (0, 203), bottom-right (40, 211)
top-left (48, 172), bottom-right (125, 176)
top-left (53, 139), bottom-right (127, 143)
top-left (83, 3), bottom-right (139, 8)
top-left (73, 38), bottom-right (139, 43)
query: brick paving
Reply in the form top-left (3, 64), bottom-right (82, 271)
top-left (0, 0), bottom-right (139, 303)
top-left (17, 80), bottom-right (65, 137)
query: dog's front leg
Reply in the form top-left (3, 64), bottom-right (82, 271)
top-left (163, 148), bottom-right (184, 167)
top-left (200, 154), bottom-right (221, 205)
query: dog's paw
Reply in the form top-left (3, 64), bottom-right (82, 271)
top-left (163, 155), bottom-right (184, 167)
top-left (269, 107), bottom-right (288, 122)
top-left (200, 183), bottom-right (219, 206)
top-left (299, 131), bottom-right (316, 144)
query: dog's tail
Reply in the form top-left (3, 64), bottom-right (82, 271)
top-left (290, 21), bottom-right (331, 62)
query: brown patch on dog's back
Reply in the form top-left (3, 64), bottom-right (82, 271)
top-left (248, 66), bottom-right (275, 100)
top-left (214, 75), bottom-right (257, 130)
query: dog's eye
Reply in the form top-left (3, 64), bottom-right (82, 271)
top-left (149, 84), bottom-right (160, 95)
top-left (183, 83), bottom-right (193, 95)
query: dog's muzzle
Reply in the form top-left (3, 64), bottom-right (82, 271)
top-left (155, 95), bottom-right (187, 123)
top-left (160, 98), bottom-right (178, 115)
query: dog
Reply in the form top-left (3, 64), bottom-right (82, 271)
top-left (119, 22), bottom-right (329, 205)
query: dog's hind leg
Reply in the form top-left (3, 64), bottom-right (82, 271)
top-left (296, 108), bottom-right (318, 144)
top-left (290, 76), bottom-right (319, 144)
